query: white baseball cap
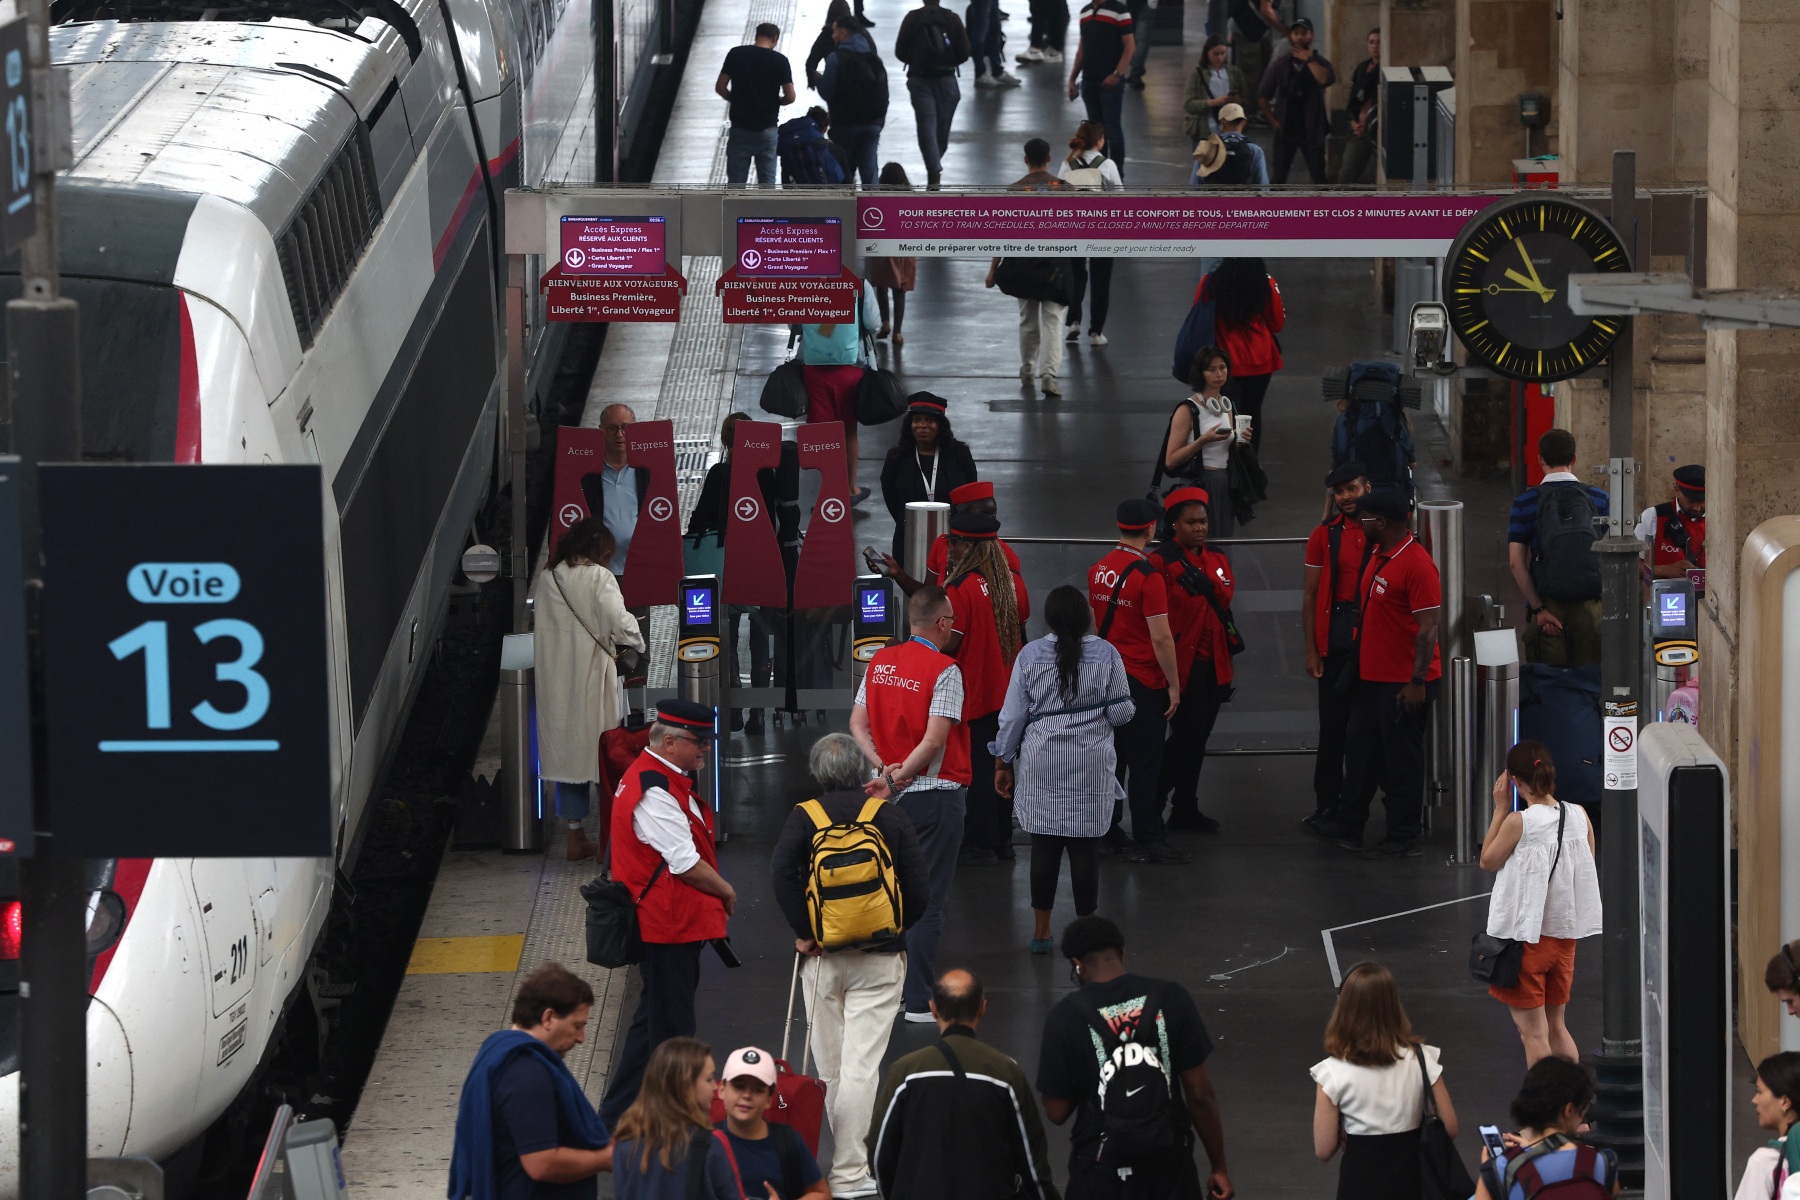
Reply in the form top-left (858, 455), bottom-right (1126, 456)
top-left (722, 1046), bottom-right (778, 1087)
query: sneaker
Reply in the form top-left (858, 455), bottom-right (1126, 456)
top-left (1166, 809), bottom-right (1220, 832)
top-left (1127, 72), bottom-right (1146, 89)
top-left (1041, 376), bottom-right (1062, 396)
top-left (1361, 839), bottom-right (1423, 859)
top-left (1306, 821), bottom-right (1363, 851)
top-left (902, 1009), bottom-right (935, 1023)
top-left (1065, 324), bottom-right (1081, 341)
top-left (833, 1182), bottom-right (880, 1200)
top-left (1042, 47), bottom-right (1064, 61)
top-left (1301, 806), bottom-right (1336, 828)
top-left (996, 70), bottom-right (1023, 86)
top-left (850, 486), bottom-right (871, 507)
top-left (975, 73), bottom-right (999, 88)
top-left (1088, 330), bottom-right (1108, 345)
top-left (1029, 937), bottom-right (1054, 954)
top-left (1019, 364), bottom-right (1035, 385)
top-left (1129, 840), bottom-right (1193, 865)
top-left (1015, 46), bottom-right (1045, 62)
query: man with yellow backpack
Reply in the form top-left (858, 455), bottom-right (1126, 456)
top-left (771, 732), bottom-right (929, 1200)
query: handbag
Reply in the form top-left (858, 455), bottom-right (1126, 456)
top-left (1416, 1048), bottom-right (1476, 1199)
top-left (994, 257), bottom-right (1072, 304)
top-left (580, 852), bottom-right (665, 969)
top-left (1171, 277), bottom-right (1217, 383)
top-left (683, 529), bottom-right (726, 578)
top-left (1469, 801), bottom-right (1567, 988)
top-left (855, 333), bottom-right (907, 427)
top-left (760, 358), bottom-right (809, 418)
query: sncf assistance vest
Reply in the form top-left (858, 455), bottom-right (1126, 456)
top-left (609, 750), bottom-right (729, 944)
top-left (864, 639), bottom-right (970, 785)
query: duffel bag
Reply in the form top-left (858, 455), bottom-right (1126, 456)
top-left (760, 359), bottom-right (808, 419)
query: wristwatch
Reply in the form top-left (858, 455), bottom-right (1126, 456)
top-left (1526, 603), bottom-right (1544, 617)
top-left (1410, 675), bottom-right (1426, 686)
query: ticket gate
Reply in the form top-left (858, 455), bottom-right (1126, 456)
top-left (678, 573), bottom-right (723, 813)
top-left (1650, 577), bottom-right (1698, 722)
top-left (851, 574), bottom-right (898, 689)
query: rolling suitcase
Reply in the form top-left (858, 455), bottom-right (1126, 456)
top-left (708, 953), bottom-right (828, 1155)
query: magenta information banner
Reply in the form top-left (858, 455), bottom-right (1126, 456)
top-left (560, 215), bottom-right (668, 275)
top-left (855, 194), bottom-right (1502, 258)
top-left (736, 218), bottom-right (843, 276)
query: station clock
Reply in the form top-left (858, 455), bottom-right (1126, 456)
top-left (1443, 193), bottom-right (1633, 383)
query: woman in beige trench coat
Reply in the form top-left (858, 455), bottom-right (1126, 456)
top-left (531, 518), bottom-right (645, 860)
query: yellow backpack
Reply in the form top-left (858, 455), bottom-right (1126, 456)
top-left (799, 797), bottom-right (905, 950)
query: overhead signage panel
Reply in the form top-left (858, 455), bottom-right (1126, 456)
top-left (40, 465), bottom-right (332, 858)
top-left (856, 194), bottom-right (1502, 258)
top-left (541, 260), bottom-right (688, 322)
top-left (560, 215), bottom-right (669, 275)
top-left (717, 265), bottom-right (859, 324)
top-left (735, 218), bottom-right (843, 277)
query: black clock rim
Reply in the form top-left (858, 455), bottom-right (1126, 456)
top-left (1443, 193), bottom-right (1633, 384)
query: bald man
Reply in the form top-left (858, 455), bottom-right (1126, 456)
top-left (867, 970), bottom-right (1055, 1199)
top-left (578, 403), bottom-right (651, 577)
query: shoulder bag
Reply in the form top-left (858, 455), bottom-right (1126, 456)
top-left (1416, 1048), bottom-right (1476, 1199)
top-left (856, 326), bottom-right (907, 425)
top-left (1148, 398), bottom-right (1207, 498)
top-left (760, 358), bottom-right (809, 418)
top-left (1469, 801), bottom-right (1567, 988)
top-left (581, 848), bottom-right (667, 969)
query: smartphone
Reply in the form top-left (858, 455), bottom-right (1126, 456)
top-left (1479, 1125), bottom-right (1505, 1158)
top-left (862, 545), bottom-right (886, 575)
top-left (711, 937), bottom-right (743, 969)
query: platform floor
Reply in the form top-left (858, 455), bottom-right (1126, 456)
top-left (344, 0), bottom-right (1765, 1190)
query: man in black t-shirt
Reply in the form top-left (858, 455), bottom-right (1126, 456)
top-left (716, 23), bottom-right (796, 187)
top-left (1067, 0), bottom-right (1135, 177)
top-left (1254, 16), bottom-right (1334, 185)
top-left (1037, 917), bottom-right (1234, 1199)
top-left (1338, 27), bottom-right (1380, 184)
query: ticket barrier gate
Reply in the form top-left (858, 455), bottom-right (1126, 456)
top-left (678, 573), bottom-right (724, 817)
top-left (1637, 722), bottom-right (1729, 1200)
top-left (852, 575), bottom-right (898, 690)
top-left (1649, 577), bottom-right (1698, 722)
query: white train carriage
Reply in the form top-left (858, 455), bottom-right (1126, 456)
top-left (0, 0), bottom-right (659, 1180)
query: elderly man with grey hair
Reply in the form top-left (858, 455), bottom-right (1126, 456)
top-left (770, 733), bottom-right (929, 1198)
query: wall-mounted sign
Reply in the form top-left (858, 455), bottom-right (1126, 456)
top-left (560, 215), bottom-right (669, 275)
top-left (717, 266), bottom-right (860, 324)
top-left (542, 260), bottom-right (687, 322)
top-left (40, 465), bottom-right (331, 858)
top-left (735, 218), bottom-right (843, 277)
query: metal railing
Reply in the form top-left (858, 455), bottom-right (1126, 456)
top-left (1004, 536), bottom-right (1309, 547)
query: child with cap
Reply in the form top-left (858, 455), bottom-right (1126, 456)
top-left (716, 1047), bottom-right (827, 1200)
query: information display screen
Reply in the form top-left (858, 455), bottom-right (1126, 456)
top-left (560, 216), bottom-right (667, 275)
top-left (735, 218), bottom-right (842, 277)
top-left (1657, 592), bottom-right (1688, 631)
top-left (859, 587), bottom-right (886, 625)
top-left (684, 587), bottom-right (715, 627)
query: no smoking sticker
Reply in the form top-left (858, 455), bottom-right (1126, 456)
top-left (1603, 714), bottom-right (1638, 790)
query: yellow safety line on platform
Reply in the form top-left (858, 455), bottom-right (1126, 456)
top-left (406, 935), bottom-right (526, 975)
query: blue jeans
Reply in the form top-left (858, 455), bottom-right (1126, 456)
top-left (898, 785), bottom-right (966, 1013)
top-left (725, 125), bottom-right (779, 187)
top-left (966, 0), bottom-right (1006, 76)
top-left (554, 780), bottom-right (591, 819)
top-left (833, 123), bottom-right (883, 188)
top-left (1080, 78), bottom-right (1126, 178)
top-left (907, 76), bottom-right (960, 176)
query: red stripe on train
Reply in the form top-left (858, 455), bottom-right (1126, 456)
top-left (175, 295), bottom-right (201, 464)
top-left (90, 858), bottom-right (154, 994)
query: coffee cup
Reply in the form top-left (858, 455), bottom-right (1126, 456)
top-left (1233, 414), bottom-right (1253, 439)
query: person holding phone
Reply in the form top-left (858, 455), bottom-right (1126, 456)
top-left (1472, 1057), bottom-right (1618, 1199)
top-left (1310, 961), bottom-right (1458, 1200)
top-left (1162, 345), bottom-right (1241, 543)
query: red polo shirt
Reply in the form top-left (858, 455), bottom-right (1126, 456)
top-left (946, 570), bottom-right (1011, 718)
top-left (1303, 513), bottom-right (1369, 658)
top-left (1087, 544), bottom-right (1170, 688)
top-left (929, 535), bottom-right (1030, 621)
top-left (1356, 536), bottom-right (1442, 684)
top-left (1157, 542), bottom-right (1236, 687)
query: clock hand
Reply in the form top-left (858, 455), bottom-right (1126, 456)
top-left (1512, 238), bottom-right (1557, 303)
top-left (1503, 267), bottom-right (1556, 302)
top-left (1486, 283), bottom-right (1545, 294)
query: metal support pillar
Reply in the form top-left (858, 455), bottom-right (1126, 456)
top-left (1418, 501), bottom-right (1464, 812)
top-left (506, 255), bottom-right (528, 632)
top-left (1446, 656), bottom-right (1476, 864)
top-left (1590, 147), bottom-right (1646, 1186)
top-left (903, 502), bottom-right (950, 583)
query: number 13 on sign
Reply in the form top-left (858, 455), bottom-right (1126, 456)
top-left (104, 619), bottom-right (276, 751)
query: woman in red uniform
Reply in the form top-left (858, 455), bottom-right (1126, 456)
top-left (1153, 487), bottom-right (1236, 837)
top-left (942, 514), bottom-right (1025, 863)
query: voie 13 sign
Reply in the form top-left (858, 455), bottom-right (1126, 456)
top-left (40, 465), bottom-right (332, 858)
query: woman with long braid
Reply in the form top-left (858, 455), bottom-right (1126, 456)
top-left (940, 514), bottom-right (1025, 864)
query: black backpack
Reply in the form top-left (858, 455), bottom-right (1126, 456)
top-left (905, 7), bottom-right (967, 73)
top-left (994, 257), bottom-right (1072, 304)
top-left (828, 47), bottom-right (889, 126)
top-left (1531, 483), bottom-right (1602, 601)
top-left (1069, 985), bottom-right (1183, 1166)
top-left (1208, 140), bottom-right (1258, 186)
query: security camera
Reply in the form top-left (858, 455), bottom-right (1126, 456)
top-left (1408, 301), bottom-right (1456, 376)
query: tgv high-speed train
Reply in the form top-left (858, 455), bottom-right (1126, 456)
top-left (0, 0), bottom-right (664, 1182)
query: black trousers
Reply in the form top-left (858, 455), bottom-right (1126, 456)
top-left (1338, 679), bottom-right (1439, 844)
top-left (962, 711), bottom-right (1008, 849)
top-left (1028, 0), bottom-right (1069, 49)
top-left (1313, 648), bottom-right (1357, 810)
top-left (1270, 138), bottom-right (1328, 185)
top-left (1030, 833), bottom-right (1099, 913)
top-left (1068, 258), bottom-right (1114, 333)
top-left (1112, 673), bottom-right (1170, 845)
top-left (599, 939), bottom-right (704, 1126)
top-left (1159, 661), bottom-right (1226, 814)
top-left (1224, 373), bottom-right (1273, 450)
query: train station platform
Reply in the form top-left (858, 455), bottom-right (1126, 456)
top-left (341, 0), bottom-right (1763, 1191)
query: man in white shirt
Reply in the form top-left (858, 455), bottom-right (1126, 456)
top-left (578, 403), bottom-right (650, 578)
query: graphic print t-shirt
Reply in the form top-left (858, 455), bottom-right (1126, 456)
top-left (1035, 973), bottom-right (1213, 1165)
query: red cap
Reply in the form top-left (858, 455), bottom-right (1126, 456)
top-left (950, 482), bottom-right (993, 503)
top-left (1163, 486), bottom-right (1209, 511)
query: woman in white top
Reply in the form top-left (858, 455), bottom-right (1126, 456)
top-left (1311, 961), bottom-right (1459, 1200)
top-left (1480, 740), bottom-right (1603, 1065)
top-left (1162, 345), bottom-right (1240, 541)
top-left (531, 518), bottom-right (646, 861)
top-left (1056, 120), bottom-right (1122, 346)
top-left (1736, 1051), bottom-right (1800, 1200)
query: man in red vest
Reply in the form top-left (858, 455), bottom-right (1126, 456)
top-left (598, 699), bottom-right (736, 1126)
top-left (849, 585), bottom-right (969, 1023)
top-left (1633, 463), bottom-right (1705, 590)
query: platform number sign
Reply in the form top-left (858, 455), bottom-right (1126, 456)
top-left (0, 16), bottom-right (32, 253)
top-left (40, 465), bottom-right (332, 858)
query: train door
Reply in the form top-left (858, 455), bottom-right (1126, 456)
top-left (187, 859), bottom-right (256, 1070)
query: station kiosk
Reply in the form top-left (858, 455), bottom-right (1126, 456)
top-left (1637, 721), bottom-right (1730, 1200)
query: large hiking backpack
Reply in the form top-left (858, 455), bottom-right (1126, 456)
top-left (1068, 984), bottom-right (1182, 1166)
top-left (904, 6), bottom-right (967, 73)
top-left (778, 117), bottom-right (846, 185)
top-left (1531, 483), bottom-right (1603, 600)
top-left (1330, 360), bottom-right (1415, 496)
top-left (799, 797), bottom-right (904, 949)
top-left (1478, 1133), bottom-right (1617, 1200)
top-left (828, 47), bottom-right (889, 126)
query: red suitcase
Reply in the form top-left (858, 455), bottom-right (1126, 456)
top-left (709, 953), bottom-right (828, 1156)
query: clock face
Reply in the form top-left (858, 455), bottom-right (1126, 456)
top-left (1444, 195), bottom-right (1633, 383)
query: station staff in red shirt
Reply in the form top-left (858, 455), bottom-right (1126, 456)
top-left (1301, 463), bottom-right (1373, 829)
top-left (1634, 464), bottom-right (1705, 590)
top-left (1088, 498), bottom-right (1184, 859)
top-left (850, 585), bottom-right (969, 1022)
top-left (881, 481), bottom-right (1032, 622)
top-left (1152, 487), bottom-right (1236, 840)
top-left (939, 514), bottom-right (1024, 864)
top-left (599, 699), bottom-right (735, 1126)
top-left (1310, 489), bottom-right (1441, 859)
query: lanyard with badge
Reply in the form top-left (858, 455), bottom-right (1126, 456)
top-left (916, 449), bottom-right (940, 499)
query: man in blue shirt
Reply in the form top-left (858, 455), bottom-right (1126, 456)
top-left (1192, 103), bottom-right (1268, 187)
top-left (587, 403), bottom-right (644, 578)
top-left (1507, 427), bottom-right (1610, 666)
